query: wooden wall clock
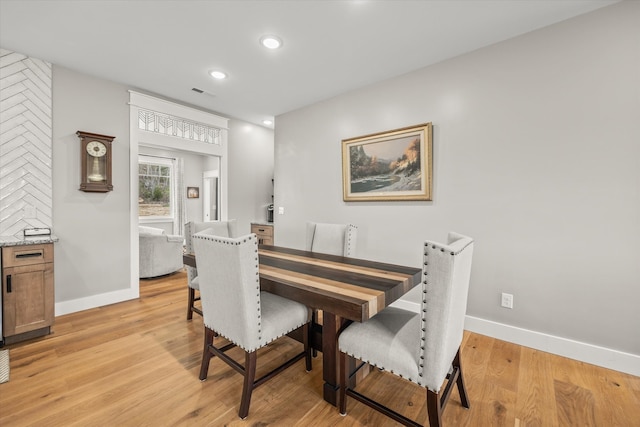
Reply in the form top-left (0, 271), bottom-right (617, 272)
top-left (77, 131), bottom-right (115, 192)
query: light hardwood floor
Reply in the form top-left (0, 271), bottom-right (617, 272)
top-left (1, 270), bottom-right (638, 426)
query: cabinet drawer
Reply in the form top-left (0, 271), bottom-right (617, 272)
top-left (259, 236), bottom-right (274, 245)
top-left (251, 225), bottom-right (273, 237)
top-left (2, 244), bottom-right (54, 267)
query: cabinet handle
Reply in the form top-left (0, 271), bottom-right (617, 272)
top-left (258, 228), bottom-right (265, 232)
top-left (16, 251), bottom-right (43, 259)
top-left (6, 275), bottom-right (11, 293)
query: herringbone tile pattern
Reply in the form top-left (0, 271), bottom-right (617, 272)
top-left (0, 49), bottom-right (52, 236)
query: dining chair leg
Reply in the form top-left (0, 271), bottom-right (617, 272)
top-left (426, 389), bottom-right (442, 427)
top-left (239, 351), bottom-right (258, 419)
top-left (303, 323), bottom-right (312, 372)
top-left (311, 309), bottom-right (318, 357)
top-left (187, 287), bottom-right (195, 320)
top-left (339, 351), bottom-right (348, 415)
top-left (454, 348), bottom-right (470, 408)
top-left (199, 327), bottom-right (215, 381)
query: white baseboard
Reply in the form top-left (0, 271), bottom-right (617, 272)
top-left (391, 299), bottom-right (640, 377)
top-left (55, 286), bottom-right (139, 317)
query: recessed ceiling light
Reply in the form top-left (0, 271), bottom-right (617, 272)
top-left (209, 70), bottom-right (227, 79)
top-left (262, 119), bottom-right (273, 126)
top-left (260, 35), bottom-right (283, 50)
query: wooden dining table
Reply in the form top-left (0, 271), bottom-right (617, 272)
top-left (183, 244), bottom-right (422, 406)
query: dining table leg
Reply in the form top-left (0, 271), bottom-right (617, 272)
top-left (322, 312), bottom-right (341, 406)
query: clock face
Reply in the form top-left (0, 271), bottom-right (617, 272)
top-left (86, 140), bottom-right (107, 157)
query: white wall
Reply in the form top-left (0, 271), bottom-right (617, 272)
top-left (52, 66), bottom-right (132, 304)
top-left (274, 1), bottom-right (640, 367)
top-left (51, 66), bottom-right (274, 312)
top-left (227, 120), bottom-right (274, 234)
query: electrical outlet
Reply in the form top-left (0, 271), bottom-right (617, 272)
top-left (278, 206), bottom-right (285, 215)
top-left (501, 293), bottom-right (514, 309)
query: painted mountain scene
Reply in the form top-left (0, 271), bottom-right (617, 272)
top-left (349, 135), bottom-right (422, 194)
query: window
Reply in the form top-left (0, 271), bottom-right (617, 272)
top-left (138, 155), bottom-right (175, 219)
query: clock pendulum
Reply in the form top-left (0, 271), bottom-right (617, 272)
top-left (88, 156), bottom-right (104, 182)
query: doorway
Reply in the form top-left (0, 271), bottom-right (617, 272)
top-left (203, 165), bottom-right (220, 222)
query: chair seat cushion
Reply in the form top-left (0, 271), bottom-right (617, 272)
top-left (339, 307), bottom-right (421, 383)
top-left (259, 291), bottom-right (309, 347)
top-left (190, 276), bottom-right (199, 290)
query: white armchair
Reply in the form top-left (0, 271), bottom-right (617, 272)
top-left (138, 226), bottom-right (184, 279)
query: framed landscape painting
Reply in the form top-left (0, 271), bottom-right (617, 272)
top-left (342, 123), bottom-right (432, 201)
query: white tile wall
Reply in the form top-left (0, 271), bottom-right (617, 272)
top-left (0, 49), bottom-right (52, 236)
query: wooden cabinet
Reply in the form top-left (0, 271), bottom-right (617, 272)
top-left (251, 223), bottom-right (274, 245)
top-left (2, 243), bottom-right (54, 344)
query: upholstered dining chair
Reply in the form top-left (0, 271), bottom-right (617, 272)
top-left (305, 222), bottom-right (357, 257)
top-left (192, 232), bottom-right (312, 420)
top-left (305, 221), bottom-right (357, 355)
top-left (338, 232), bottom-right (474, 427)
top-left (184, 220), bottom-right (238, 320)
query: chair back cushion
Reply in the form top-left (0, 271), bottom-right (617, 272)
top-left (305, 222), bottom-right (357, 257)
top-left (186, 220), bottom-right (238, 245)
top-left (192, 233), bottom-right (262, 351)
top-left (420, 232), bottom-right (474, 391)
top-left (184, 220), bottom-right (238, 286)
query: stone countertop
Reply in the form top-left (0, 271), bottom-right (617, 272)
top-left (0, 235), bottom-right (59, 247)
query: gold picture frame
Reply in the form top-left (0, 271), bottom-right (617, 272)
top-left (342, 123), bottom-right (432, 201)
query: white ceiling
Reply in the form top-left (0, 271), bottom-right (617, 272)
top-left (0, 0), bottom-right (619, 128)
